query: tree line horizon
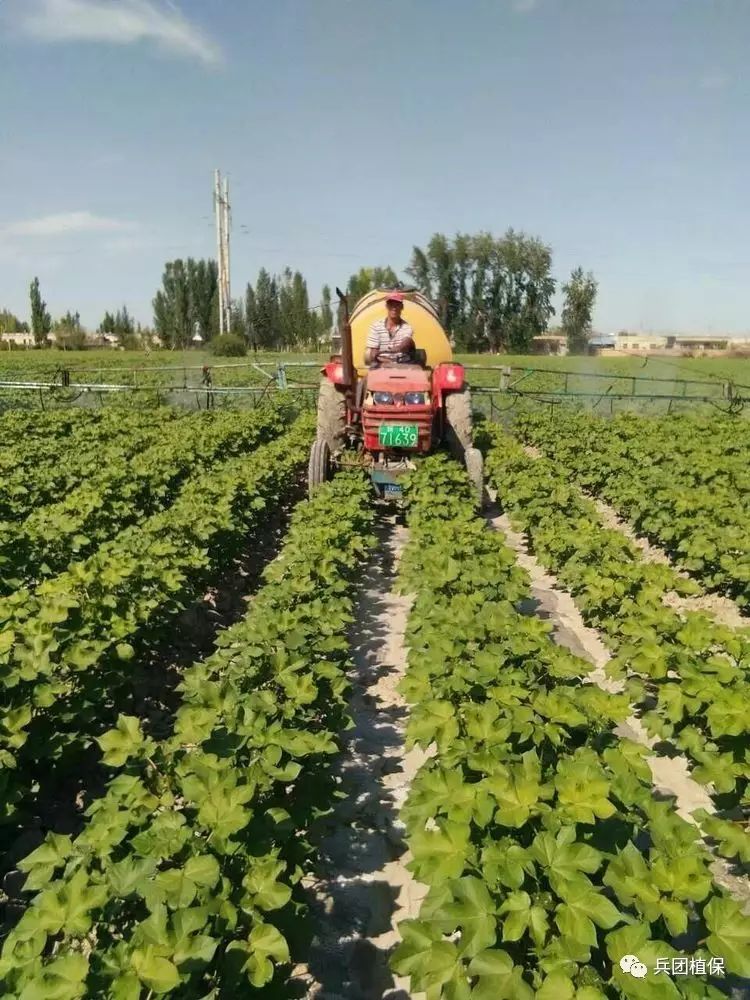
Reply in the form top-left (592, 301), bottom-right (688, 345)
top-left (1, 230), bottom-right (597, 355)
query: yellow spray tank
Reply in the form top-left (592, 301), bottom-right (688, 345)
top-left (349, 288), bottom-right (453, 375)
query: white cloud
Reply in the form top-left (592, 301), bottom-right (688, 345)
top-left (699, 71), bottom-right (729, 91)
top-left (13, 0), bottom-right (222, 65)
top-left (2, 211), bottom-right (137, 238)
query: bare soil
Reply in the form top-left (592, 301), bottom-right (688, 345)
top-left (294, 516), bottom-right (427, 1000)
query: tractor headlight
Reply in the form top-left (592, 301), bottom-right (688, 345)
top-left (373, 391), bottom-right (394, 404)
top-left (405, 391), bottom-right (426, 405)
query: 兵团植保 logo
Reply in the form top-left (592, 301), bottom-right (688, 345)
top-left (619, 954), bottom-right (725, 978)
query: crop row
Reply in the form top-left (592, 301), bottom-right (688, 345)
top-left (0, 401), bottom-right (296, 595)
top-left (391, 453), bottom-right (750, 999)
top-left (515, 411), bottom-right (750, 608)
top-left (0, 408), bottom-right (184, 523)
top-left (485, 427), bottom-right (750, 858)
top-left (0, 473), bottom-right (374, 998)
top-left (0, 407), bottom-right (155, 451)
top-left (0, 417), bottom-right (312, 851)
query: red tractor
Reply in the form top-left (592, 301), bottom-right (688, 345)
top-left (308, 287), bottom-right (483, 506)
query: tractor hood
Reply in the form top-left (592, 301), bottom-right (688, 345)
top-left (366, 367), bottom-right (431, 393)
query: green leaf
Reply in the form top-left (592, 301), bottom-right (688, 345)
top-left (554, 755), bottom-right (615, 824)
top-left (184, 854), bottom-right (220, 889)
top-left (530, 828), bottom-right (602, 896)
top-left (110, 974), bottom-right (141, 1000)
top-left (131, 947), bottom-right (181, 993)
top-left (696, 812), bottom-right (750, 864)
top-left (536, 972), bottom-right (576, 1000)
top-left (603, 842), bottom-right (660, 920)
top-left (34, 869), bottom-right (108, 936)
top-left (485, 752), bottom-right (548, 828)
top-left (408, 820), bottom-right (473, 884)
top-left (242, 856), bottom-right (292, 912)
top-left (704, 895), bottom-right (750, 977)
top-left (481, 840), bottom-right (529, 891)
top-left (467, 948), bottom-right (534, 1000)
top-left (154, 868), bottom-right (197, 910)
top-left (500, 891), bottom-right (532, 942)
top-left (244, 923), bottom-right (290, 988)
top-left (443, 876), bottom-right (497, 957)
top-left (390, 919), bottom-right (442, 983)
top-left (650, 852), bottom-right (712, 903)
top-left (555, 881), bottom-right (622, 949)
top-left (105, 857), bottom-right (157, 898)
top-left (96, 715), bottom-right (147, 767)
top-left (18, 833), bottom-right (73, 891)
top-left (407, 700), bottom-right (460, 751)
top-left (659, 898), bottom-right (687, 937)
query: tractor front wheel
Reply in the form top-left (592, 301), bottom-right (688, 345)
top-left (308, 439), bottom-right (331, 498)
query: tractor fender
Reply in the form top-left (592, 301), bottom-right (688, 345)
top-left (433, 362), bottom-right (465, 395)
top-left (322, 360), bottom-right (348, 385)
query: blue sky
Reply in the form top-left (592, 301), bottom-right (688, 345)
top-left (0, 0), bottom-right (748, 335)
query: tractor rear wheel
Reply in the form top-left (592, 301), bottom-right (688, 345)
top-left (445, 388), bottom-right (484, 509)
top-left (316, 378), bottom-right (346, 453)
top-left (465, 446), bottom-right (484, 511)
top-left (444, 386), bottom-right (474, 458)
top-left (308, 439), bottom-right (331, 498)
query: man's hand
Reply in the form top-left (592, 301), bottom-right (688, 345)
top-left (394, 335), bottom-right (415, 356)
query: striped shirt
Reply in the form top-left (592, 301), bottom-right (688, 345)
top-left (366, 318), bottom-right (414, 362)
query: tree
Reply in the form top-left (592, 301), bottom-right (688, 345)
top-left (29, 277), bottom-right (51, 345)
top-left (53, 310), bottom-right (82, 332)
top-left (0, 309), bottom-right (29, 333)
top-left (562, 267), bottom-right (598, 355)
top-left (244, 283), bottom-right (257, 347)
top-left (211, 332), bottom-right (246, 357)
top-left (98, 311), bottom-right (116, 335)
top-left (100, 306), bottom-right (135, 344)
top-left (152, 258), bottom-right (219, 348)
top-left (318, 284), bottom-right (333, 343)
top-left (277, 268), bottom-right (315, 348)
top-left (229, 299), bottom-right (245, 339)
top-left (153, 260), bottom-right (191, 348)
top-left (53, 310), bottom-right (86, 350)
top-left (187, 258), bottom-right (219, 341)
top-left (253, 268), bottom-right (280, 349)
top-left (406, 231), bottom-right (556, 352)
top-left (345, 266), bottom-right (400, 306)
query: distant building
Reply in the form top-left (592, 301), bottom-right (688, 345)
top-left (531, 334), bottom-right (567, 356)
top-left (1, 331), bottom-right (35, 347)
top-left (664, 335), bottom-right (729, 352)
top-left (615, 333), bottom-right (668, 352)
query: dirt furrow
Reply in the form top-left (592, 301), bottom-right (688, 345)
top-left (295, 516), bottom-right (427, 1000)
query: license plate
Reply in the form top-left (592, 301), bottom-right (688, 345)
top-left (379, 423), bottom-right (418, 448)
top-left (383, 482), bottom-right (402, 496)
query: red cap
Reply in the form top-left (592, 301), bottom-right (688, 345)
top-left (385, 291), bottom-right (405, 303)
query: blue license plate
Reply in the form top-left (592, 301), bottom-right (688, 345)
top-left (383, 482), bottom-right (402, 496)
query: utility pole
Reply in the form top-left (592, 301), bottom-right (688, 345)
top-left (223, 175), bottom-right (231, 332)
top-left (214, 170), bottom-right (232, 336)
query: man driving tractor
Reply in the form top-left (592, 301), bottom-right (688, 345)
top-left (364, 291), bottom-right (415, 366)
